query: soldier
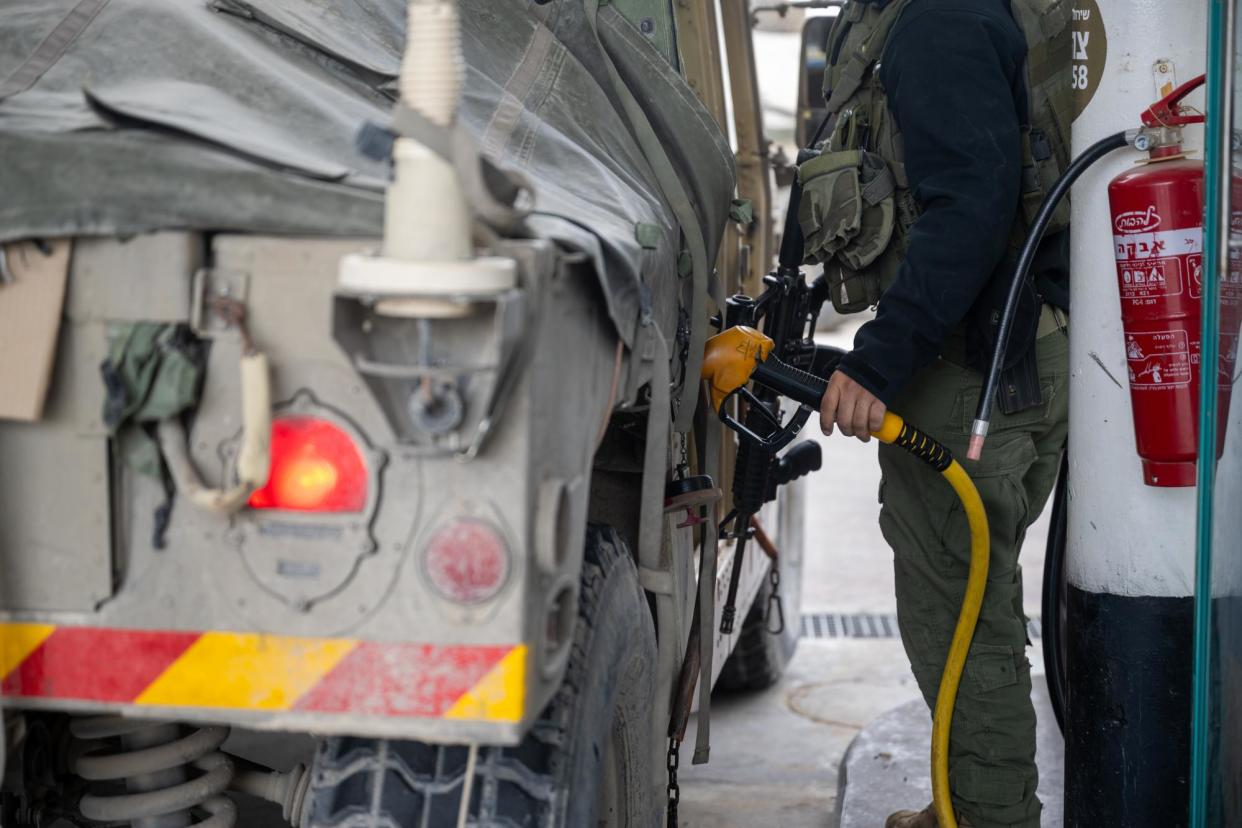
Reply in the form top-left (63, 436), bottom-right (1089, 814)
top-left (808, 1), bottom-right (1072, 826)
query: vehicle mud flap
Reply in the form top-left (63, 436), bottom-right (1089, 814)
top-left (693, 393), bottom-right (722, 765)
top-left (634, 321), bottom-right (679, 792)
top-left (583, 0), bottom-right (710, 434)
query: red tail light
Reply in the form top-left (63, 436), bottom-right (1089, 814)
top-left (248, 417), bottom-right (367, 513)
top-left (423, 519), bottom-right (510, 604)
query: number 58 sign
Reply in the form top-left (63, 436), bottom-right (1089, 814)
top-left (1072, 0), bottom-right (1107, 118)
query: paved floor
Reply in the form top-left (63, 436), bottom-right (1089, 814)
top-left (837, 679), bottom-right (1064, 828)
top-left (679, 638), bottom-right (920, 827)
top-left (677, 321), bottom-right (1059, 827)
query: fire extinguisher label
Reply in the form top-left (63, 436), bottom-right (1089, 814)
top-left (1118, 258), bottom-right (1184, 303)
top-left (1126, 330), bottom-right (1193, 389)
top-left (1113, 228), bottom-right (1201, 306)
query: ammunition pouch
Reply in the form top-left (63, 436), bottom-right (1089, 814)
top-left (1018, 126), bottom-right (1071, 237)
top-left (797, 149), bottom-right (897, 313)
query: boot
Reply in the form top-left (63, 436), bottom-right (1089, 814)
top-left (884, 805), bottom-right (974, 828)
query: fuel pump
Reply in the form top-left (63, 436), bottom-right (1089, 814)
top-left (966, 55), bottom-right (1217, 824)
top-left (726, 70), bottom-right (1224, 827)
top-left (969, 74), bottom-right (1225, 755)
top-left (1064, 0), bottom-right (1210, 812)
top-left (702, 65), bottom-right (1221, 827)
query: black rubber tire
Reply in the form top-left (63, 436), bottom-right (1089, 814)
top-left (715, 574), bottom-right (789, 692)
top-left (716, 474), bottom-right (806, 693)
top-left (1042, 452), bottom-right (1069, 735)
top-left (304, 524), bottom-right (659, 828)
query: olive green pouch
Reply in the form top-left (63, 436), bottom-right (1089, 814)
top-left (798, 149), bottom-right (864, 264)
top-left (1019, 126), bottom-right (1071, 236)
top-left (797, 149), bottom-right (897, 313)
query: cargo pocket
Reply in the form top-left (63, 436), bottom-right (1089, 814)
top-left (798, 149), bottom-right (897, 314)
top-left (951, 381), bottom-right (1056, 438)
top-left (940, 432), bottom-right (1037, 560)
top-left (951, 763), bottom-right (1029, 808)
top-left (966, 642), bottom-right (1020, 694)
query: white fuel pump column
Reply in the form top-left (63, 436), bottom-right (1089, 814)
top-left (1066, 1), bottom-right (1204, 825)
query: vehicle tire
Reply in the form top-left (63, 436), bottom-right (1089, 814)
top-left (1042, 452), bottom-right (1069, 735)
top-left (716, 472), bottom-right (806, 692)
top-left (303, 524), bottom-right (659, 828)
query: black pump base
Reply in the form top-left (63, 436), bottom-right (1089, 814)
top-left (1064, 585), bottom-right (1192, 828)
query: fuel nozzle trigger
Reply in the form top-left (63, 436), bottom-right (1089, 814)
top-left (718, 385), bottom-right (811, 453)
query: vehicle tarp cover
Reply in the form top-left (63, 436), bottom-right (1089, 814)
top-left (0, 0), bottom-right (735, 346)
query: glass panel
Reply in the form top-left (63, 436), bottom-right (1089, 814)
top-left (1193, 0), bottom-right (1242, 824)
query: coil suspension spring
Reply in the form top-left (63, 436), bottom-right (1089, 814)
top-left (69, 717), bottom-right (237, 828)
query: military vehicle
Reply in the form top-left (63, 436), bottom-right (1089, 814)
top-left (0, 1), bottom-right (830, 824)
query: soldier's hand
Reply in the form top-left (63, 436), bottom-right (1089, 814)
top-left (819, 370), bottom-right (886, 443)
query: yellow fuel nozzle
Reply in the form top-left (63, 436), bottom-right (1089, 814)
top-left (700, 326), bottom-right (775, 413)
top-left (702, 326), bottom-right (907, 446)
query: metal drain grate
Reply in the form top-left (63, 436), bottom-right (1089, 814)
top-left (801, 612), bottom-right (1043, 641)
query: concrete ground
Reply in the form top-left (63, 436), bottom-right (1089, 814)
top-left (837, 680), bottom-right (1064, 828)
top-left (676, 321), bottom-right (1058, 827)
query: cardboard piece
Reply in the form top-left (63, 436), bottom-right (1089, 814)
top-left (0, 240), bottom-right (71, 421)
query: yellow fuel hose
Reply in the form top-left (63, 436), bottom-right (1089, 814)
top-left (700, 330), bottom-right (990, 827)
top-left (873, 412), bottom-right (989, 828)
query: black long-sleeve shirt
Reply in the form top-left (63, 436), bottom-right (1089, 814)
top-left (835, 0), bottom-right (1032, 404)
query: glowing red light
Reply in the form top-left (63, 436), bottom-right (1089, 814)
top-left (248, 417), bottom-right (367, 513)
top-left (424, 519), bottom-right (510, 604)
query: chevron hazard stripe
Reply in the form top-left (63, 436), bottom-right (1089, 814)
top-left (0, 624), bottom-right (525, 722)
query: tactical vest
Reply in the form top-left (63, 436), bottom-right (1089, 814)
top-left (798, 0), bottom-right (1073, 314)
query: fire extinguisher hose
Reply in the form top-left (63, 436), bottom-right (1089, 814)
top-left (749, 353), bottom-right (989, 828)
top-left (968, 130), bottom-right (1132, 460)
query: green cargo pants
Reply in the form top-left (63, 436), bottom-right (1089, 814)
top-left (878, 324), bottom-right (1068, 828)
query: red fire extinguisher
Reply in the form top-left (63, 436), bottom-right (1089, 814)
top-left (1107, 75), bottom-right (1239, 487)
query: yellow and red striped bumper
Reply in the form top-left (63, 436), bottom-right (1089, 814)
top-left (0, 623), bottom-right (526, 727)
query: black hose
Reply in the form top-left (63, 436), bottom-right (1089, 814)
top-left (1041, 452), bottom-right (1069, 735)
top-left (972, 132), bottom-right (1130, 449)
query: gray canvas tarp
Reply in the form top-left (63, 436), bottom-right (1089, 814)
top-left (0, 0), bottom-right (735, 348)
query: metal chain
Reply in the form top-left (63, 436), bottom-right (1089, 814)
top-left (765, 564), bottom-right (785, 635)
top-left (666, 737), bottom-right (681, 826)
